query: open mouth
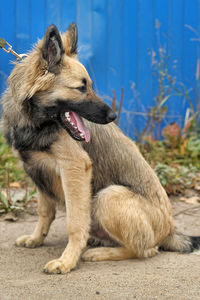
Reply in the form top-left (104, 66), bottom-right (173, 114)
top-left (60, 111), bottom-right (91, 142)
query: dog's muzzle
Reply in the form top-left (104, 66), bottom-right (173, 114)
top-left (57, 99), bottom-right (117, 143)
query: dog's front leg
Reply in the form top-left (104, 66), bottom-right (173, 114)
top-left (16, 190), bottom-right (56, 248)
top-left (44, 157), bottom-right (92, 274)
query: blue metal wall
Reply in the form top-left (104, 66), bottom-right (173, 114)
top-left (0, 0), bottom-right (200, 137)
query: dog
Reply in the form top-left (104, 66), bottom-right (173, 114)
top-left (1, 23), bottom-right (200, 274)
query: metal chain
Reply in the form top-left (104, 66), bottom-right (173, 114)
top-left (0, 37), bottom-right (27, 60)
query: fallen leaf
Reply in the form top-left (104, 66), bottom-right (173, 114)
top-left (32, 197), bottom-right (38, 203)
top-left (179, 196), bottom-right (200, 204)
top-left (194, 183), bottom-right (200, 191)
top-left (3, 212), bottom-right (18, 222)
top-left (9, 182), bottom-right (21, 188)
top-left (191, 250), bottom-right (200, 256)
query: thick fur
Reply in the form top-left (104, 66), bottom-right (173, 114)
top-left (1, 24), bottom-right (200, 274)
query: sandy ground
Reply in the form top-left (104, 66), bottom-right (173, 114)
top-left (0, 199), bottom-right (200, 300)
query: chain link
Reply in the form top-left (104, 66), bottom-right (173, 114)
top-left (0, 38), bottom-right (27, 60)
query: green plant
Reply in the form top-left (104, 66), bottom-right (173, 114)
top-left (154, 163), bottom-right (198, 194)
top-left (185, 134), bottom-right (200, 159)
top-left (0, 190), bottom-right (10, 212)
top-left (0, 133), bottom-right (28, 187)
top-left (138, 131), bottom-right (200, 195)
top-left (135, 20), bottom-right (178, 141)
top-left (0, 132), bottom-right (36, 213)
top-left (0, 190), bottom-right (24, 213)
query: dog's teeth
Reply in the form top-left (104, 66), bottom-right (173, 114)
top-left (74, 126), bottom-right (77, 129)
top-left (65, 112), bottom-right (70, 118)
top-left (80, 133), bottom-right (84, 138)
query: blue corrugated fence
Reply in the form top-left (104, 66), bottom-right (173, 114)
top-left (0, 0), bottom-right (199, 137)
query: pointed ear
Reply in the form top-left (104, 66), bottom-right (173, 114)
top-left (62, 23), bottom-right (78, 56)
top-left (42, 25), bottom-right (64, 73)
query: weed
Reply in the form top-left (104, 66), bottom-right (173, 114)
top-left (0, 132), bottom-right (36, 213)
top-left (0, 133), bottom-right (28, 187)
top-left (139, 135), bottom-right (200, 194)
top-left (154, 163), bottom-right (198, 194)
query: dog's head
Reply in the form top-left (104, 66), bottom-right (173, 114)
top-left (9, 24), bottom-right (116, 142)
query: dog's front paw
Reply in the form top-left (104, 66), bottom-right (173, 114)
top-left (43, 258), bottom-right (76, 274)
top-left (15, 235), bottom-right (42, 248)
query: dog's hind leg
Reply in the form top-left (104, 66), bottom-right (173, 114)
top-left (83, 185), bottom-right (158, 262)
top-left (15, 190), bottom-right (56, 248)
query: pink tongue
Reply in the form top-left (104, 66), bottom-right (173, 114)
top-left (70, 112), bottom-right (91, 142)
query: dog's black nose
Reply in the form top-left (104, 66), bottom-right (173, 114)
top-left (106, 111), bottom-right (117, 122)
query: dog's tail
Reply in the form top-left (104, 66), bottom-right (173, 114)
top-left (161, 232), bottom-right (200, 253)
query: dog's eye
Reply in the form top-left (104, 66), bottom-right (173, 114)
top-left (75, 78), bottom-right (87, 93)
top-left (76, 85), bottom-right (87, 93)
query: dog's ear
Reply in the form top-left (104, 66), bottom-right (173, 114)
top-left (67, 23), bottom-right (78, 55)
top-left (62, 23), bottom-right (78, 57)
top-left (42, 25), bottom-right (64, 73)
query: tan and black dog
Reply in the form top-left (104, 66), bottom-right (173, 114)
top-left (1, 24), bottom-right (199, 274)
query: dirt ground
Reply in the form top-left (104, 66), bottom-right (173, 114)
top-left (0, 198), bottom-right (200, 300)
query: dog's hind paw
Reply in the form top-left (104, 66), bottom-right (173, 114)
top-left (43, 258), bottom-right (76, 274)
top-left (15, 235), bottom-right (43, 248)
top-left (82, 248), bottom-right (109, 261)
top-left (142, 247), bottom-right (159, 258)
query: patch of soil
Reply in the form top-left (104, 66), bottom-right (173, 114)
top-left (0, 199), bottom-right (200, 300)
